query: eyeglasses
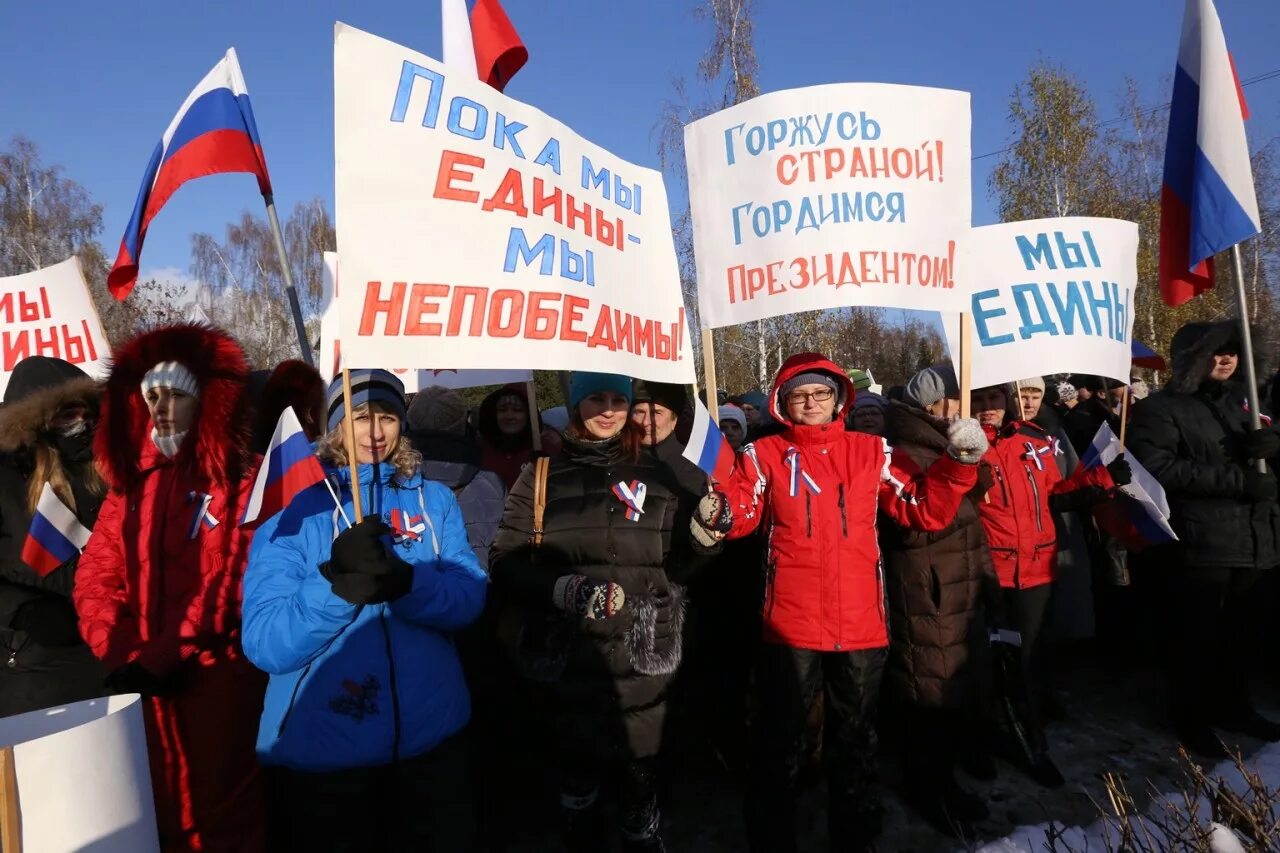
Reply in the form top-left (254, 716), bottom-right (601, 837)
top-left (786, 388), bottom-right (834, 405)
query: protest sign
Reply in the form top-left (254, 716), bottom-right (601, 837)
top-left (0, 257), bottom-right (111, 399)
top-left (942, 218), bottom-right (1138, 389)
top-left (319, 252), bottom-right (531, 391)
top-left (0, 695), bottom-right (159, 852)
top-left (333, 25), bottom-right (693, 382)
top-left (684, 84), bottom-right (972, 329)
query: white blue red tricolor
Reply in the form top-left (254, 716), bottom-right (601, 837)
top-left (22, 483), bottom-right (92, 578)
top-left (241, 406), bottom-right (327, 527)
top-left (681, 399), bottom-right (737, 483)
top-left (612, 481), bottom-right (647, 522)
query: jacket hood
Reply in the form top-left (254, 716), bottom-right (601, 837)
top-left (769, 352), bottom-right (856, 424)
top-left (96, 323), bottom-right (251, 490)
top-left (1168, 321), bottom-right (1249, 395)
top-left (478, 383), bottom-right (540, 449)
top-left (0, 377), bottom-right (102, 454)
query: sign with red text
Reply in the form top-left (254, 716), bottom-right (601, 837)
top-left (685, 84), bottom-right (972, 328)
top-left (0, 257), bottom-right (110, 398)
top-left (319, 252), bottom-right (531, 391)
top-left (942, 218), bottom-right (1139, 388)
top-left (334, 25), bottom-right (694, 382)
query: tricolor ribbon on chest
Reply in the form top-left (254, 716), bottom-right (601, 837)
top-left (785, 447), bottom-right (822, 498)
top-left (389, 509), bottom-right (426, 544)
top-left (1022, 442), bottom-right (1053, 471)
top-left (612, 480), bottom-right (647, 522)
top-left (186, 491), bottom-right (220, 539)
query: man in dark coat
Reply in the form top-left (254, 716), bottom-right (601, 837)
top-left (0, 356), bottom-right (107, 716)
top-left (1128, 321), bottom-right (1280, 758)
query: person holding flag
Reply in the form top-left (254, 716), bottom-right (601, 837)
top-left (0, 356), bottom-right (106, 716)
top-left (242, 369), bottom-right (488, 852)
top-left (73, 323), bottom-right (268, 852)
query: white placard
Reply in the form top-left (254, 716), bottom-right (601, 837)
top-left (334, 24), bottom-right (693, 382)
top-left (685, 84), bottom-right (972, 329)
top-left (0, 257), bottom-right (111, 399)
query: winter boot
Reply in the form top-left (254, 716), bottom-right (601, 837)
top-left (560, 790), bottom-right (606, 853)
top-left (1028, 752), bottom-right (1065, 788)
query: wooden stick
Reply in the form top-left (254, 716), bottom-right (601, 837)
top-left (525, 379), bottom-right (543, 453)
top-left (0, 745), bottom-right (20, 853)
top-left (1014, 378), bottom-right (1027, 422)
top-left (341, 369), bottom-right (364, 523)
top-left (701, 328), bottom-right (720, 424)
top-left (1119, 380), bottom-right (1131, 449)
top-left (959, 312), bottom-right (973, 420)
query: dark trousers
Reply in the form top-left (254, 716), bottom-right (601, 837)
top-left (745, 644), bottom-right (887, 853)
top-left (560, 757), bottom-right (661, 850)
top-left (998, 584), bottom-right (1053, 751)
top-left (901, 706), bottom-right (964, 797)
top-left (267, 733), bottom-right (475, 853)
top-left (1167, 563), bottom-right (1268, 728)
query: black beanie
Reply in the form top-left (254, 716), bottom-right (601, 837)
top-left (3, 357), bottom-right (89, 406)
top-left (631, 379), bottom-right (687, 412)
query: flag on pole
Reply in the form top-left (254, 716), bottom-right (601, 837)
top-left (682, 399), bottom-right (737, 483)
top-left (1158, 0), bottom-right (1261, 307)
top-left (108, 48), bottom-right (273, 300)
top-left (441, 0), bottom-right (528, 92)
top-left (22, 483), bottom-right (92, 577)
top-left (1081, 423), bottom-right (1178, 550)
top-left (241, 406), bottom-right (327, 526)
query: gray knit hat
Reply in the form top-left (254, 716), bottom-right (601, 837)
top-left (904, 364), bottom-right (960, 409)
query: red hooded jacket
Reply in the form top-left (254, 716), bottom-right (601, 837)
top-left (74, 324), bottom-right (266, 853)
top-left (722, 354), bottom-right (977, 652)
top-left (977, 420), bottom-right (1113, 589)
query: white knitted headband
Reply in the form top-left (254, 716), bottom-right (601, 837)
top-left (140, 361), bottom-right (200, 398)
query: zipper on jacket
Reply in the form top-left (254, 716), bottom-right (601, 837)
top-left (838, 484), bottom-right (848, 537)
top-left (805, 491), bottom-right (813, 538)
top-left (1025, 468), bottom-right (1044, 532)
top-left (379, 609), bottom-right (402, 763)
top-left (994, 465), bottom-right (1009, 505)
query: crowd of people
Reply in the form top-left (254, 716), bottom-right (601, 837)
top-left (0, 318), bottom-right (1278, 852)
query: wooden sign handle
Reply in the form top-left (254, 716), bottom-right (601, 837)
top-left (0, 745), bottom-right (21, 853)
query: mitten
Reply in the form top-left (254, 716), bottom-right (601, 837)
top-left (105, 662), bottom-right (182, 698)
top-left (1245, 428), bottom-right (1280, 460)
top-left (552, 575), bottom-right (625, 620)
top-left (690, 490), bottom-right (733, 549)
top-left (946, 417), bottom-right (989, 464)
top-left (320, 551), bottom-right (413, 605)
top-left (1243, 468), bottom-right (1278, 503)
top-left (328, 518), bottom-right (395, 575)
top-left (1106, 455), bottom-right (1133, 487)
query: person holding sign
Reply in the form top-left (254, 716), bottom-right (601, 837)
top-left (970, 383), bottom-right (1129, 788)
top-left (74, 324), bottom-right (268, 852)
top-left (491, 372), bottom-right (690, 853)
top-left (692, 353), bottom-right (988, 852)
top-left (242, 369), bottom-right (488, 852)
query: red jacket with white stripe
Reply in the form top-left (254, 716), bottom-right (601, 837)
top-left (977, 420), bottom-right (1114, 590)
top-left (721, 354), bottom-right (977, 652)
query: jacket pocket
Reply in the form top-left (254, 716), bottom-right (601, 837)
top-left (929, 566), bottom-right (943, 612)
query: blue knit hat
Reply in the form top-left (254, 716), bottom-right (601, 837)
top-left (568, 372), bottom-right (632, 412)
top-left (325, 369), bottom-right (407, 432)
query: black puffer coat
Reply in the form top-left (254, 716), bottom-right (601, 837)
top-left (490, 431), bottom-right (684, 761)
top-left (1128, 321), bottom-right (1280, 572)
top-left (880, 402), bottom-right (999, 708)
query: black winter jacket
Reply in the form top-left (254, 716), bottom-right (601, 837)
top-left (1128, 322), bottom-right (1280, 571)
top-left (490, 432), bottom-right (684, 761)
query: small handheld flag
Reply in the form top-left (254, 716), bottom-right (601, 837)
top-left (22, 483), bottom-right (92, 577)
top-left (241, 406), bottom-right (327, 526)
top-left (682, 399), bottom-right (737, 483)
top-left (109, 48), bottom-right (272, 300)
top-left (1082, 423), bottom-right (1178, 550)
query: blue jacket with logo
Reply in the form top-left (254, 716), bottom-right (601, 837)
top-left (242, 463), bottom-right (488, 771)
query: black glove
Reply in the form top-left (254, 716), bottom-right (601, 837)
top-left (1244, 469), bottom-right (1278, 503)
top-left (1106, 455), bottom-right (1133, 488)
top-left (320, 520), bottom-right (413, 605)
top-left (11, 597), bottom-right (82, 647)
top-left (971, 462), bottom-right (995, 499)
top-left (105, 662), bottom-right (182, 698)
top-left (1245, 428), bottom-right (1280, 460)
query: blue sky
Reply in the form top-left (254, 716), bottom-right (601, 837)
top-left (2, 0), bottom-right (1278, 288)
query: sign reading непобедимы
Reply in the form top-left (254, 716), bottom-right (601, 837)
top-left (685, 84), bottom-right (972, 329)
top-left (334, 24), bottom-right (693, 383)
top-left (944, 218), bottom-right (1139, 389)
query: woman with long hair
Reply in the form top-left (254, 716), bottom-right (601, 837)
top-left (491, 371), bottom-right (688, 852)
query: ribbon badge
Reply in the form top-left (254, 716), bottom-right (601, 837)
top-left (389, 509), bottom-right (426, 545)
top-left (612, 480), bottom-right (647, 522)
top-left (186, 491), bottom-right (220, 540)
top-left (1022, 442), bottom-right (1052, 471)
top-left (785, 448), bottom-right (822, 498)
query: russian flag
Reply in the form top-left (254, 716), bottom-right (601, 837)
top-left (682, 399), bottom-right (737, 483)
top-left (22, 483), bottom-right (92, 578)
top-left (1081, 423), bottom-right (1178, 551)
top-left (442, 0), bottom-right (528, 92)
top-left (241, 406), bottom-right (326, 527)
top-left (1158, 0), bottom-right (1260, 307)
top-left (108, 48), bottom-right (272, 300)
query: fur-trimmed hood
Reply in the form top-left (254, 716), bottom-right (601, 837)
top-left (1167, 321), bottom-right (1249, 395)
top-left (96, 323), bottom-right (251, 490)
top-left (0, 377), bottom-right (102, 455)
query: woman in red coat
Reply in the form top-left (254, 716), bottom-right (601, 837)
top-left (74, 323), bottom-right (267, 853)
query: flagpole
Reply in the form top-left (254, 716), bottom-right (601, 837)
top-left (701, 328), bottom-right (720, 424)
top-left (341, 369), bottom-right (364, 522)
top-left (959, 313), bottom-right (973, 420)
top-left (1231, 243), bottom-right (1267, 473)
top-left (263, 195), bottom-right (315, 368)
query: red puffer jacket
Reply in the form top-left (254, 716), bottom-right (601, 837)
top-left (721, 354), bottom-right (977, 652)
top-left (74, 324), bottom-right (266, 853)
top-left (977, 420), bottom-right (1113, 590)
